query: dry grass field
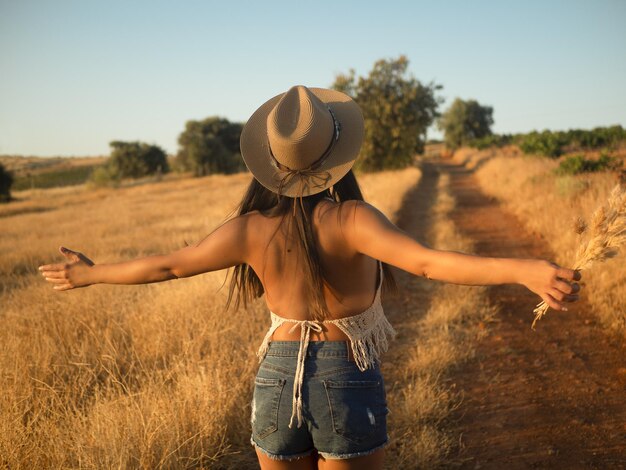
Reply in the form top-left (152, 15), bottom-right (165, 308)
top-left (2, 166), bottom-right (493, 468)
top-left (10, 148), bottom-right (620, 467)
top-left (452, 147), bottom-right (626, 335)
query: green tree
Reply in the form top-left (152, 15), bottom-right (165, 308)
top-left (0, 162), bottom-right (13, 202)
top-left (108, 141), bottom-right (169, 179)
top-left (333, 56), bottom-right (443, 171)
top-left (438, 98), bottom-right (494, 150)
top-left (176, 117), bottom-right (244, 176)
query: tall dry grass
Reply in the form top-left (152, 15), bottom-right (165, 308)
top-left (532, 184), bottom-right (626, 328)
top-left (0, 168), bottom-right (423, 468)
top-left (452, 148), bottom-right (626, 334)
top-left (384, 171), bottom-right (497, 467)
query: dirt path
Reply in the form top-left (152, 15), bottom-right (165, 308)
top-left (381, 160), bottom-right (441, 461)
top-left (433, 158), bottom-right (626, 469)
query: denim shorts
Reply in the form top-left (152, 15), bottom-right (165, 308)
top-left (250, 340), bottom-right (389, 460)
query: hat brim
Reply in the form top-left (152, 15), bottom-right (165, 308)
top-left (240, 87), bottom-right (364, 197)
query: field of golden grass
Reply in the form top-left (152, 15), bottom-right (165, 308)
top-left (452, 147), bottom-right (626, 335)
top-left (5, 166), bottom-right (490, 468)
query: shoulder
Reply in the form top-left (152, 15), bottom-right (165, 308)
top-left (316, 199), bottom-right (391, 244)
top-left (209, 212), bottom-right (260, 246)
top-left (226, 211), bottom-right (266, 236)
top-left (333, 200), bottom-right (390, 229)
top-left (223, 211), bottom-right (256, 229)
top-left (226, 210), bottom-right (280, 243)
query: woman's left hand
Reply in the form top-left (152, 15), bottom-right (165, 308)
top-left (521, 259), bottom-right (582, 311)
top-left (39, 246), bottom-right (95, 291)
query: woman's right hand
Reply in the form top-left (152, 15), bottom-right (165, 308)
top-left (521, 259), bottom-right (582, 311)
top-left (39, 246), bottom-right (95, 291)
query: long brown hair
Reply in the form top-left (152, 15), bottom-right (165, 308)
top-left (225, 169), bottom-right (396, 320)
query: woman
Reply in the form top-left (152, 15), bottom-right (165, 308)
top-left (39, 85), bottom-right (581, 469)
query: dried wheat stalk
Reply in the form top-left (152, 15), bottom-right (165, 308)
top-left (532, 183), bottom-right (626, 329)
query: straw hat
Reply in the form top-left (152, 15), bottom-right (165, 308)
top-left (240, 85), bottom-right (364, 197)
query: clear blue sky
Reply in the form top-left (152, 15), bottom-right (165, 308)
top-left (1, 0), bottom-right (625, 157)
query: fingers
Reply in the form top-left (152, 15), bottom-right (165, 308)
top-left (557, 266), bottom-right (582, 282)
top-left (38, 263), bottom-right (66, 272)
top-left (543, 287), bottom-right (579, 311)
top-left (39, 248), bottom-right (85, 292)
top-left (41, 270), bottom-right (66, 279)
top-left (550, 269), bottom-right (582, 309)
top-left (39, 263), bottom-right (71, 289)
top-left (53, 284), bottom-right (74, 291)
top-left (542, 293), bottom-right (568, 311)
top-left (553, 279), bottom-right (581, 295)
top-left (39, 271), bottom-right (74, 289)
top-left (549, 288), bottom-right (579, 303)
top-left (41, 270), bottom-right (72, 286)
top-left (59, 246), bottom-right (81, 262)
top-left (553, 279), bottom-right (572, 294)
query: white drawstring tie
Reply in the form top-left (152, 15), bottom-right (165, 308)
top-left (287, 320), bottom-right (323, 428)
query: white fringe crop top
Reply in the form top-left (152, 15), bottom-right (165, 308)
top-left (256, 260), bottom-right (396, 428)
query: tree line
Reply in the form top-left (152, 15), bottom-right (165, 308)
top-left (466, 125), bottom-right (626, 176)
top-left (0, 55), bottom-right (489, 200)
top-left (87, 55), bottom-right (491, 185)
top-left (2, 55), bottom-right (622, 202)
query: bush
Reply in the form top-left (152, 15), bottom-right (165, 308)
top-left (88, 165), bottom-right (121, 187)
top-left (519, 126), bottom-right (626, 158)
top-left (565, 125), bottom-right (626, 150)
top-left (108, 141), bottom-right (169, 179)
top-left (88, 141), bottom-right (169, 186)
top-left (555, 153), bottom-right (616, 175)
top-left (0, 163), bottom-right (13, 202)
top-left (469, 133), bottom-right (513, 150)
top-left (519, 130), bottom-right (568, 158)
top-left (176, 117), bottom-right (244, 176)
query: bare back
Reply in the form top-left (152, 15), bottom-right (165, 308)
top-left (245, 198), bottom-right (380, 340)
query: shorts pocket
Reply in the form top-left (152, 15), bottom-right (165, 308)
top-left (252, 377), bottom-right (286, 439)
top-left (323, 379), bottom-right (388, 444)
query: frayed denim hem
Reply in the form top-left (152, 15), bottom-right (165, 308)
top-left (250, 436), bottom-right (314, 461)
top-left (318, 438), bottom-right (389, 460)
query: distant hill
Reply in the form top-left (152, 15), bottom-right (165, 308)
top-left (0, 155), bottom-right (107, 190)
top-left (0, 155), bottom-right (107, 175)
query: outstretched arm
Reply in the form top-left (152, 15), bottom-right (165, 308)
top-left (39, 216), bottom-right (250, 290)
top-left (343, 201), bottom-right (581, 312)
